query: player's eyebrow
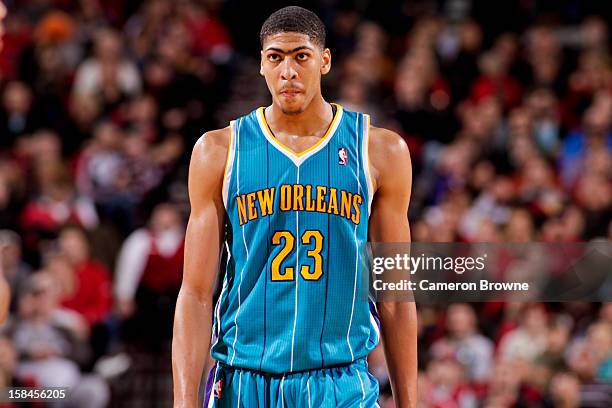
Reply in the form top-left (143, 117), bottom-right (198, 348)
top-left (264, 46), bottom-right (314, 54)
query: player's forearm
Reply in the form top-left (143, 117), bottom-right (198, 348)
top-left (172, 286), bottom-right (213, 408)
top-left (378, 300), bottom-right (418, 408)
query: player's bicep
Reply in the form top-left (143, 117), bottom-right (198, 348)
top-left (182, 131), bottom-right (229, 300)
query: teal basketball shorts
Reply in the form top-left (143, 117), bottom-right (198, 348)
top-left (203, 358), bottom-right (380, 407)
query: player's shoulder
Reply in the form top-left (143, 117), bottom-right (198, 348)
top-left (191, 126), bottom-right (231, 162)
top-left (195, 126), bottom-right (231, 152)
top-left (340, 105), bottom-right (408, 155)
top-left (188, 126), bottom-right (233, 195)
top-left (368, 125), bottom-right (410, 160)
top-left (189, 126), bottom-right (231, 176)
top-left (362, 123), bottom-right (411, 190)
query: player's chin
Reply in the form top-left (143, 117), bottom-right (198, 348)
top-left (278, 96), bottom-right (305, 115)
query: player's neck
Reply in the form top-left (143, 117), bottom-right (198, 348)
top-left (266, 95), bottom-right (333, 137)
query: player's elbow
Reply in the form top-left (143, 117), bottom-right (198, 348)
top-left (178, 280), bottom-right (213, 307)
top-left (377, 300), bottom-right (417, 324)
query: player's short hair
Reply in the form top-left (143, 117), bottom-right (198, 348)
top-left (260, 6), bottom-right (326, 49)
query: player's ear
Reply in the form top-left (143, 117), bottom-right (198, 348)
top-left (321, 48), bottom-right (331, 75)
top-left (260, 50), bottom-right (265, 76)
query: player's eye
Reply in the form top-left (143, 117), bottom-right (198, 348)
top-left (267, 53), bottom-right (281, 62)
top-left (296, 53), bottom-right (309, 61)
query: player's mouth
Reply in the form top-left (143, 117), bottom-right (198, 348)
top-left (280, 88), bottom-right (302, 97)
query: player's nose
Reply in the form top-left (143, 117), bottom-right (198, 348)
top-left (280, 58), bottom-right (298, 80)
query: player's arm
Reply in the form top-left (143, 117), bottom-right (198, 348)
top-left (172, 127), bottom-right (229, 408)
top-left (0, 273), bottom-right (9, 324)
top-left (368, 127), bottom-right (417, 408)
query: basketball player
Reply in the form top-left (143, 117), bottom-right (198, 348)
top-left (0, 0), bottom-right (11, 325)
top-left (173, 6), bottom-right (417, 408)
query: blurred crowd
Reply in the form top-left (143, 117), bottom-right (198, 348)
top-left (0, 0), bottom-right (611, 407)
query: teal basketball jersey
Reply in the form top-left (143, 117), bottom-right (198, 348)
top-left (211, 103), bottom-right (379, 374)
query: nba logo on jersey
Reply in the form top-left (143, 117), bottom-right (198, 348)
top-left (213, 379), bottom-right (223, 399)
top-left (338, 147), bottom-right (348, 165)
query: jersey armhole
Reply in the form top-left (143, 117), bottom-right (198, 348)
top-left (222, 120), bottom-right (236, 207)
top-left (362, 114), bottom-right (375, 214)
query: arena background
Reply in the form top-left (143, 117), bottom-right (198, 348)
top-left (1, 0), bottom-right (611, 407)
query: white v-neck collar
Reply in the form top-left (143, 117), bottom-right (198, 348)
top-left (255, 104), bottom-right (344, 166)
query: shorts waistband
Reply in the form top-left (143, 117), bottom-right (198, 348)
top-left (216, 357), bottom-right (367, 378)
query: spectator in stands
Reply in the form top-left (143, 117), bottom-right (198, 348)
top-left (114, 203), bottom-right (184, 350)
top-left (573, 172), bottom-right (612, 238)
top-left (63, 93), bottom-right (102, 156)
top-left (0, 230), bottom-right (30, 313)
top-left (0, 81), bottom-right (41, 149)
top-left (539, 315), bottom-right (573, 372)
top-left (483, 360), bottom-right (523, 407)
top-left (25, 161), bottom-right (96, 226)
top-left (560, 102), bottom-right (612, 189)
top-left (75, 120), bottom-right (137, 232)
top-left (120, 132), bottom-right (165, 200)
top-left (443, 19), bottom-right (483, 103)
top-left (471, 49), bottom-right (522, 110)
top-left (504, 208), bottom-right (536, 242)
top-left (52, 226), bottom-right (111, 328)
top-left (23, 9), bottom-right (78, 125)
top-left (421, 357), bottom-right (477, 408)
top-left (20, 156), bottom-right (98, 257)
top-left (75, 120), bottom-right (123, 200)
top-left (9, 272), bottom-right (109, 407)
top-left (431, 303), bottom-right (494, 384)
top-left (516, 156), bottom-right (564, 219)
top-left (72, 27), bottom-right (141, 109)
top-left (499, 303), bottom-right (550, 363)
top-left (524, 88), bottom-right (561, 157)
top-left (567, 320), bottom-right (612, 382)
top-left (546, 371), bottom-right (581, 408)
top-left (123, 0), bottom-right (172, 61)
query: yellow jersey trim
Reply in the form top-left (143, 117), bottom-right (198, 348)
top-left (221, 120), bottom-right (236, 207)
top-left (257, 103), bottom-right (343, 158)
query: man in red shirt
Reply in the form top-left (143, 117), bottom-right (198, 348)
top-left (114, 203), bottom-right (185, 350)
top-left (48, 226), bottom-right (112, 328)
